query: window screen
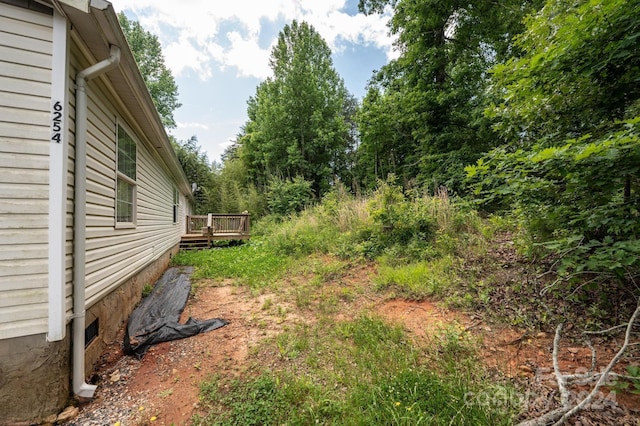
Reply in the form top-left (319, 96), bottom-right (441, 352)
top-left (117, 125), bottom-right (136, 224)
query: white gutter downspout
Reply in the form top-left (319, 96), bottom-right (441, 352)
top-left (73, 44), bottom-right (120, 398)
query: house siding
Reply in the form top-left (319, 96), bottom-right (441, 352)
top-left (70, 38), bottom-right (185, 311)
top-left (0, 2), bottom-right (52, 339)
top-left (1, 2), bottom-right (194, 422)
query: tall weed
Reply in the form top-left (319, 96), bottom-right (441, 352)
top-left (337, 176), bottom-right (487, 261)
top-left (375, 255), bottom-right (461, 298)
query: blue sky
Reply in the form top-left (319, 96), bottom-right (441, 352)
top-left (111, 0), bottom-right (396, 163)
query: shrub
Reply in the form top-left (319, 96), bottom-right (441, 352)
top-left (339, 176), bottom-right (485, 261)
top-left (266, 175), bottom-right (313, 216)
top-left (467, 119), bottom-right (640, 281)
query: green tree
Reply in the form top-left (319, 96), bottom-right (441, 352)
top-left (333, 93), bottom-right (361, 192)
top-left (266, 175), bottom-right (313, 216)
top-left (171, 136), bottom-right (213, 214)
top-left (487, 0), bottom-right (640, 145)
top-left (355, 85), bottom-right (415, 190)
top-left (118, 12), bottom-right (181, 129)
top-left (356, 0), bottom-right (541, 192)
top-left (468, 0), bottom-right (640, 279)
top-left (209, 156), bottom-right (267, 217)
top-left (238, 20), bottom-right (351, 198)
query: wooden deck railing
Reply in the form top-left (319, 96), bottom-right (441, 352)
top-left (185, 213), bottom-right (250, 241)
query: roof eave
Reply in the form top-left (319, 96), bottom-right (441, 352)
top-left (58, 0), bottom-right (193, 198)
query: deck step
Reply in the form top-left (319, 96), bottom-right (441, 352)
top-left (179, 238), bottom-right (210, 251)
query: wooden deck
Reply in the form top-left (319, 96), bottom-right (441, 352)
top-left (180, 213), bottom-right (250, 250)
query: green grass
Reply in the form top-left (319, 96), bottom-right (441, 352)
top-left (184, 191), bottom-right (523, 425)
top-left (194, 316), bottom-right (519, 426)
top-left (141, 282), bottom-right (154, 298)
top-left (171, 238), bottom-right (291, 289)
top-left (375, 255), bottom-right (461, 298)
top-left (177, 186), bottom-right (633, 425)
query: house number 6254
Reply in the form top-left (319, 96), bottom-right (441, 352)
top-left (51, 100), bottom-right (63, 143)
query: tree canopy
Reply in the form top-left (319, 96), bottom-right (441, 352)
top-left (356, 0), bottom-right (541, 192)
top-left (486, 0), bottom-right (640, 145)
top-left (237, 20), bottom-right (353, 198)
top-left (468, 0), bottom-right (640, 280)
top-left (171, 136), bottom-right (212, 214)
top-left (118, 13), bottom-right (181, 129)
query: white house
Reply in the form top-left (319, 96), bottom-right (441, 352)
top-left (0, 0), bottom-right (194, 422)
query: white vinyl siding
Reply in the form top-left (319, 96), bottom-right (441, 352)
top-left (0, 4), bottom-right (52, 339)
top-left (0, 6), bottom-right (189, 341)
top-left (70, 40), bottom-right (185, 311)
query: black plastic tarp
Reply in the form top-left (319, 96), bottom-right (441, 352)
top-left (124, 266), bottom-right (228, 357)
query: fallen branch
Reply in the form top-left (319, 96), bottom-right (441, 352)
top-left (552, 324), bottom-right (570, 406)
top-left (553, 302), bottom-right (640, 425)
top-left (517, 301), bottom-right (640, 426)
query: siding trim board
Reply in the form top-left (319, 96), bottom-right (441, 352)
top-left (48, 8), bottom-right (68, 342)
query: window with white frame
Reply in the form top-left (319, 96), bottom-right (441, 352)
top-left (116, 125), bottom-right (136, 225)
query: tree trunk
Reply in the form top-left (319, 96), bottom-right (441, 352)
top-left (624, 175), bottom-right (631, 205)
top-left (434, 24), bottom-right (447, 86)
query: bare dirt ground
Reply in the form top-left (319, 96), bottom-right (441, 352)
top-left (71, 253), bottom-right (640, 426)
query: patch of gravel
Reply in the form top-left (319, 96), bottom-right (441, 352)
top-left (69, 354), bottom-right (149, 426)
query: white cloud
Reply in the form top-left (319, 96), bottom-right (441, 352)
top-left (222, 31), bottom-right (272, 79)
top-left (163, 35), bottom-right (214, 80)
top-left (177, 121), bottom-right (210, 131)
top-left (111, 0), bottom-right (394, 81)
top-left (218, 137), bottom-right (235, 150)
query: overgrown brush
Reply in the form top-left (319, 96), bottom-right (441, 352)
top-left (256, 176), bottom-right (488, 263)
top-left (334, 177), bottom-right (488, 262)
top-left (174, 177), bottom-right (491, 298)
